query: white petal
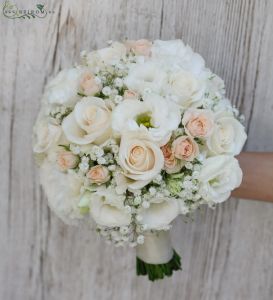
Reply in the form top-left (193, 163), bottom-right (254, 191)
top-left (90, 197), bottom-right (131, 227)
top-left (40, 162), bottom-right (83, 225)
top-left (139, 199), bottom-right (179, 229)
top-left (62, 97), bottom-right (111, 145)
top-left (62, 113), bottom-right (95, 145)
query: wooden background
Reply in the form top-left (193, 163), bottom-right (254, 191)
top-left (1, 0), bottom-right (273, 299)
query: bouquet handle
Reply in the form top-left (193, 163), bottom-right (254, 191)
top-left (136, 231), bottom-right (181, 281)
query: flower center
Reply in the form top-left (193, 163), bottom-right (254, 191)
top-left (136, 113), bottom-right (154, 128)
top-left (189, 117), bottom-right (207, 136)
top-left (83, 106), bottom-right (97, 126)
top-left (85, 74), bottom-right (92, 81)
top-left (129, 146), bottom-right (145, 165)
top-left (181, 140), bottom-right (193, 156)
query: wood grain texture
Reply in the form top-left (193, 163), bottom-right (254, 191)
top-left (0, 0), bottom-right (273, 299)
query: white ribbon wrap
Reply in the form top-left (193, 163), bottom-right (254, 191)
top-left (136, 231), bottom-right (173, 264)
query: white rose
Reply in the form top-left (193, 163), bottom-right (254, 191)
top-left (152, 40), bottom-right (187, 57)
top-left (112, 93), bottom-right (180, 145)
top-left (86, 42), bottom-right (127, 69)
top-left (205, 73), bottom-right (225, 101)
top-left (199, 155), bottom-right (243, 203)
top-left (44, 68), bottom-right (83, 105)
top-left (124, 62), bottom-right (167, 94)
top-left (62, 97), bottom-right (111, 145)
top-left (138, 198), bottom-right (180, 230)
top-left (168, 70), bottom-right (204, 107)
top-left (213, 98), bottom-right (233, 113)
top-left (33, 118), bottom-right (61, 153)
top-left (89, 187), bottom-right (131, 227)
top-left (118, 131), bottom-right (164, 189)
top-left (151, 40), bottom-right (205, 75)
top-left (207, 112), bottom-right (247, 155)
top-left (40, 162), bottom-right (84, 225)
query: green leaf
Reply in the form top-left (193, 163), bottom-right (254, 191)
top-left (79, 206), bottom-right (90, 215)
top-left (77, 92), bottom-right (86, 97)
top-left (78, 192), bottom-right (91, 208)
top-left (78, 192), bottom-right (91, 215)
top-left (36, 4), bottom-right (44, 12)
top-left (168, 173), bottom-right (184, 179)
top-left (58, 144), bottom-right (70, 151)
top-left (166, 178), bottom-right (182, 196)
top-left (94, 91), bottom-right (106, 99)
top-left (194, 138), bottom-right (204, 146)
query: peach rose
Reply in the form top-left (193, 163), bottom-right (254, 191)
top-left (172, 136), bottom-right (199, 161)
top-left (161, 144), bottom-right (182, 174)
top-left (87, 165), bottom-right (110, 184)
top-left (79, 72), bottom-right (101, 96)
top-left (182, 108), bottom-right (214, 138)
top-left (119, 131), bottom-right (164, 189)
top-left (125, 39), bottom-right (152, 56)
top-left (123, 90), bottom-right (139, 100)
top-left (57, 151), bottom-right (79, 171)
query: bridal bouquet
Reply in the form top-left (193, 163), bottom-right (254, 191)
top-left (33, 39), bottom-right (247, 281)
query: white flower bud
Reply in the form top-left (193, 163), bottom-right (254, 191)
top-left (125, 205), bottom-right (132, 213)
top-left (142, 201), bottom-right (150, 208)
top-left (81, 156), bottom-right (89, 163)
top-left (94, 76), bottom-right (102, 85)
top-left (114, 78), bottom-right (123, 88)
top-left (114, 95), bottom-right (123, 104)
top-left (92, 146), bottom-right (104, 157)
top-left (192, 171), bottom-right (199, 179)
top-left (108, 165), bottom-right (116, 171)
top-left (111, 89), bottom-right (118, 95)
top-left (119, 226), bottom-right (129, 234)
top-left (102, 86), bottom-right (112, 96)
top-left (137, 235), bottom-right (145, 244)
top-left (183, 180), bottom-right (193, 190)
top-left (70, 144), bottom-right (81, 155)
top-left (149, 187), bottom-right (156, 195)
top-left (97, 157), bottom-right (106, 165)
top-left (79, 162), bottom-right (89, 172)
top-left (129, 242), bottom-right (137, 248)
top-left (155, 174), bottom-right (162, 182)
top-left (185, 162), bottom-right (193, 169)
top-left (136, 214), bottom-right (143, 222)
top-left (140, 224), bottom-right (147, 231)
top-left (111, 145), bottom-right (119, 154)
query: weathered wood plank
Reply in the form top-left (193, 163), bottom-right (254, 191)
top-left (0, 0), bottom-right (273, 299)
